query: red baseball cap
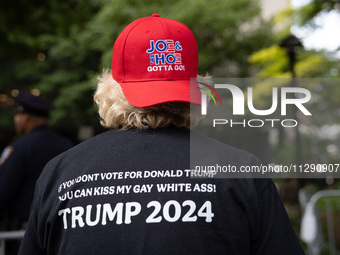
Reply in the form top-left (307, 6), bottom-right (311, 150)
top-left (112, 14), bottom-right (201, 107)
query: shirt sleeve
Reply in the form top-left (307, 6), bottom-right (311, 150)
top-left (0, 144), bottom-right (26, 204)
top-left (18, 181), bottom-right (45, 255)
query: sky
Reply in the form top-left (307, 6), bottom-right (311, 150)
top-left (291, 0), bottom-right (340, 56)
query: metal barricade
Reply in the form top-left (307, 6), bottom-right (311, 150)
top-left (300, 189), bottom-right (340, 255)
top-left (0, 230), bottom-right (25, 255)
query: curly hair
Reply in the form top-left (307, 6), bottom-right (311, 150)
top-left (94, 70), bottom-right (212, 130)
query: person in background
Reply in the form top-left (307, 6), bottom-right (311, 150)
top-left (19, 15), bottom-right (305, 254)
top-left (0, 91), bottom-right (74, 253)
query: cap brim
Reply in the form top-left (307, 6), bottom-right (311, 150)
top-left (119, 79), bottom-right (202, 108)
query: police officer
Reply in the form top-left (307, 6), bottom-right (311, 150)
top-left (0, 91), bottom-right (74, 232)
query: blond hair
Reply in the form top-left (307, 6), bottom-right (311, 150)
top-left (94, 70), bottom-right (212, 130)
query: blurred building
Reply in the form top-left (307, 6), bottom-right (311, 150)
top-left (260, 0), bottom-right (290, 20)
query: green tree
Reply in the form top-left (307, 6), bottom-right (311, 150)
top-left (0, 0), bottom-right (101, 140)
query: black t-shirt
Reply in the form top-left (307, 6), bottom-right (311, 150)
top-left (19, 127), bottom-right (305, 254)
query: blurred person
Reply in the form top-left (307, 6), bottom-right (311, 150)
top-left (0, 91), bottom-right (74, 253)
top-left (19, 15), bottom-right (305, 254)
